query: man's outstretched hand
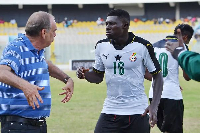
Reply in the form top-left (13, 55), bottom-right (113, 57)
top-left (165, 29), bottom-right (185, 60)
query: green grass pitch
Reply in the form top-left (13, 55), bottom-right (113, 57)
top-left (18, 70), bottom-right (200, 133)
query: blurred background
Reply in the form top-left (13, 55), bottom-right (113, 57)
top-left (0, 0), bottom-right (200, 68)
top-left (1, 1), bottom-right (200, 133)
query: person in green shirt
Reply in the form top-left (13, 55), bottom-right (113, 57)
top-left (166, 29), bottom-right (200, 82)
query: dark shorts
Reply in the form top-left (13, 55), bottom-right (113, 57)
top-left (94, 113), bottom-right (150, 133)
top-left (149, 98), bottom-right (184, 133)
top-left (0, 115), bottom-right (47, 133)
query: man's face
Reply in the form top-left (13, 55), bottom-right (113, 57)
top-left (182, 35), bottom-right (191, 44)
top-left (45, 17), bottom-right (57, 47)
top-left (105, 16), bottom-right (124, 39)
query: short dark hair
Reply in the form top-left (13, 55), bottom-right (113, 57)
top-left (107, 9), bottom-right (130, 25)
top-left (174, 24), bottom-right (194, 39)
top-left (25, 11), bottom-right (54, 37)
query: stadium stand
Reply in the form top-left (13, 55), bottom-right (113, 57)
top-left (0, 1), bottom-right (199, 64)
top-left (52, 19), bottom-right (195, 64)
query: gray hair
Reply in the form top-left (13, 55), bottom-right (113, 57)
top-left (25, 11), bottom-right (54, 37)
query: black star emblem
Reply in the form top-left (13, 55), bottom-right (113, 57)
top-left (115, 55), bottom-right (122, 61)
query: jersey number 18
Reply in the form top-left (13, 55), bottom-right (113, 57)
top-left (113, 61), bottom-right (124, 75)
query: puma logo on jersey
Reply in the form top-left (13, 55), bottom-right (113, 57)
top-left (102, 54), bottom-right (109, 59)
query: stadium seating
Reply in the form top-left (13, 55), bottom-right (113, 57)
top-left (0, 22), bottom-right (18, 36)
top-left (0, 20), bottom-right (195, 64)
top-left (50, 20), bottom-right (194, 64)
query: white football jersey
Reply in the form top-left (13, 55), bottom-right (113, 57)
top-left (149, 36), bottom-right (187, 100)
top-left (93, 32), bottom-right (161, 115)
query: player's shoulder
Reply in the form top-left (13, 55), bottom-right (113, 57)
top-left (153, 39), bottom-right (166, 48)
top-left (165, 35), bottom-right (178, 42)
top-left (133, 35), bottom-right (152, 47)
top-left (95, 38), bottom-right (109, 49)
top-left (153, 35), bottom-right (178, 48)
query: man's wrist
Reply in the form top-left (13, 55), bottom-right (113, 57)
top-left (172, 48), bottom-right (184, 60)
top-left (63, 76), bottom-right (71, 84)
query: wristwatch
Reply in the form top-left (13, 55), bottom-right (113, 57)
top-left (64, 77), bottom-right (70, 84)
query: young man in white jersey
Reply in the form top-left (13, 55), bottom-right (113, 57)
top-left (166, 29), bottom-right (200, 82)
top-left (77, 9), bottom-right (163, 133)
top-left (145, 24), bottom-right (194, 133)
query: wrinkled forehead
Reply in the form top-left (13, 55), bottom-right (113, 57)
top-left (106, 16), bottom-right (120, 22)
top-left (50, 17), bottom-right (57, 30)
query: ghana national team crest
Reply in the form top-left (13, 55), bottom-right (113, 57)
top-left (129, 53), bottom-right (137, 62)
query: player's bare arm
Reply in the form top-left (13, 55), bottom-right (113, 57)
top-left (76, 67), bottom-right (104, 84)
top-left (144, 68), bottom-right (152, 81)
top-left (143, 72), bottom-right (163, 127)
top-left (150, 72), bottom-right (163, 125)
top-left (182, 69), bottom-right (191, 81)
top-left (0, 65), bottom-right (44, 109)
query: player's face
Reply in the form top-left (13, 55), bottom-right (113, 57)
top-left (106, 16), bottom-right (124, 39)
top-left (182, 35), bottom-right (191, 44)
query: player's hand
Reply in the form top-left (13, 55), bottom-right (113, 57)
top-left (142, 105), bottom-right (157, 128)
top-left (165, 28), bottom-right (184, 52)
top-left (59, 78), bottom-right (74, 103)
top-left (23, 85), bottom-right (44, 110)
top-left (165, 28), bottom-right (185, 59)
top-left (76, 66), bottom-right (89, 79)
